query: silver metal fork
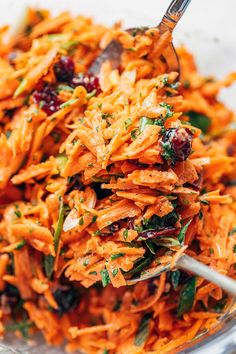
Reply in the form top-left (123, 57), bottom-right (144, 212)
top-left (89, 0), bottom-right (191, 75)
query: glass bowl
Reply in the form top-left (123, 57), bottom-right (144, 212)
top-left (0, 0), bottom-right (236, 353)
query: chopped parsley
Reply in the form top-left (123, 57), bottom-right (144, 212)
top-left (100, 268), bottom-right (111, 287)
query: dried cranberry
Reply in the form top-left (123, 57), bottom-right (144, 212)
top-left (161, 127), bottom-right (193, 164)
top-left (33, 84), bottom-right (61, 115)
top-left (71, 73), bottom-right (101, 94)
top-left (53, 56), bottom-right (75, 82)
top-left (53, 287), bottom-right (80, 316)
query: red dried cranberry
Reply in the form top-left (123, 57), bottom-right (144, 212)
top-left (161, 127), bottom-right (193, 164)
top-left (33, 84), bottom-right (61, 115)
top-left (71, 73), bottom-right (101, 94)
top-left (53, 56), bottom-right (75, 82)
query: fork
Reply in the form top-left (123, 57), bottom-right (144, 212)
top-left (89, 0), bottom-right (191, 75)
top-left (89, 0), bottom-right (236, 297)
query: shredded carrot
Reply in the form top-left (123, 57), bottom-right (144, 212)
top-left (0, 7), bottom-right (235, 354)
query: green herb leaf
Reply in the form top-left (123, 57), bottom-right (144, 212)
top-left (14, 210), bottom-right (22, 218)
top-left (112, 268), bottom-right (119, 277)
top-left (178, 219), bottom-right (192, 244)
top-left (177, 277), bottom-right (196, 317)
top-left (100, 268), bottom-right (111, 287)
top-left (15, 240), bottom-right (26, 250)
top-left (61, 40), bottom-right (80, 51)
top-left (145, 240), bottom-right (156, 254)
top-left (5, 321), bottom-right (33, 339)
top-left (123, 229), bottom-right (128, 241)
top-left (153, 237), bottom-right (180, 248)
top-left (111, 253), bottom-right (125, 260)
top-left (89, 271), bottom-right (97, 275)
top-left (187, 111), bottom-right (211, 134)
top-left (54, 197), bottom-right (65, 252)
top-left (139, 117), bottom-right (154, 133)
top-left (229, 227), bottom-right (236, 236)
top-left (124, 118), bottom-right (132, 129)
top-left (125, 254), bottom-right (154, 276)
top-left (45, 198), bottom-right (64, 279)
top-left (113, 299), bottom-right (122, 311)
top-left (212, 295), bottom-right (228, 313)
top-left (44, 255), bottom-right (55, 279)
top-left (56, 84), bottom-right (74, 93)
top-left (56, 155), bottom-right (68, 174)
top-left (134, 313), bottom-right (152, 347)
top-left (60, 98), bottom-right (77, 109)
top-left (171, 270), bottom-right (180, 290)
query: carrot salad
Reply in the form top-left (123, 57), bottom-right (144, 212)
top-left (0, 8), bottom-right (235, 354)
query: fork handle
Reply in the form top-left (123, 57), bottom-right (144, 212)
top-left (177, 254), bottom-right (236, 297)
top-left (160, 0), bottom-right (192, 32)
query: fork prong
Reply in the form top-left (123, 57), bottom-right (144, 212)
top-left (89, 40), bottom-right (123, 75)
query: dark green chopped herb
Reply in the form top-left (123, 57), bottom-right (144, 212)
top-left (134, 313), bottom-right (152, 347)
top-left (100, 268), bottom-right (111, 287)
top-left (125, 254), bottom-right (154, 277)
top-left (123, 229), bottom-right (128, 241)
top-left (209, 247), bottom-right (214, 254)
top-left (153, 237), bottom-right (180, 248)
top-left (141, 211), bottom-right (178, 232)
top-left (161, 139), bottom-right (174, 162)
top-left (26, 117), bottom-right (32, 123)
top-left (87, 163), bottom-right (94, 167)
top-left (14, 210), bottom-right (22, 218)
top-left (15, 240), bottom-right (26, 250)
top-left (111, 253), bottom-right (125, 260)
top-left (45, 198), bottom-right (64, 279)
top-left (5, 130), bottom-right (12, 139)
top-left (177, 277), bottom-right (196, 317)
top-left (61, 40), bottom-right (80, 51)
top-left (50, 131), bottom-right (61, 143)
top-left (183, 80), bottom-right (190, 89)
top-left (54, 197), bottom-right (64, 252)
top-left (60, 98), bottom-right (77, 109)
top-left (103, 349), bottom-right (109, 354)
top-left (125, 118), bottom-right (132, 129)
top-left (187, 111), bottom-right (211, 134)
top-left (167, 82), bottom-right (180, 90)
top-left (92, 215), bottom-right (98, 223)
top-left (44, 255), bottom-right (55, 279)
top-left (139, 116), bottom-right (154, 133)
top-left (178, 219), bottom-right (192, 244)
top-left (112, 268), bottom-right (119, 277)
top-left (229, 227), bottom-right (236, 236)
top-left (233, 245), bottom-right (236, 253)
top-left (171, 270), bottom-right (180, 290)
top-left (89, 271), bottom-right (97, 275)
top-left (159, 102), bottom-right (174, 118)
top-left (5, 321), bottom-right (33, 339)
top-left (79, 217), bottom-right (84, 226)
top-left (83, 259), bottom-right (90, 266)
top-left (161, 76), bottom-right (169, 85)
top-left (131, 128), bottom-right (139, 140)
top-left (199, 210), bottom-right (203, 220)
top-left (213, 295), bottom-right (228, 313)
top-left (145, 240), bottom-right (156, 254)
top-left (56, 84), bottom-right (74, 93)
top-left (94, 230), bottom-right (101, 236)
top-left (113, 299), bottom-right (122, 311)
top-left (200, 200), bottom-right (209, 206)
top-left (101, 112), bottom-right (112, 119)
